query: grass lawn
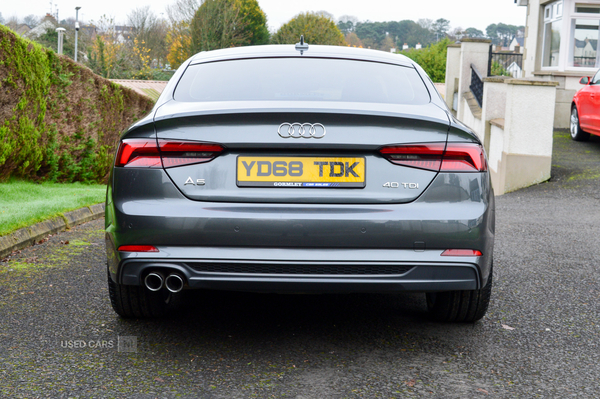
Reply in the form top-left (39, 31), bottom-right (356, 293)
top-left (0, 180), bottom-right (106, 236)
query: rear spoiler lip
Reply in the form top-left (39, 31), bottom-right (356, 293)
top-left (153, 100), bottom-right (451, 127)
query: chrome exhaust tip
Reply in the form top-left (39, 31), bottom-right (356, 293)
top-left (144, 272), bottom-right (164, 292)
top-left (165, 273), bottom-right (184, 293)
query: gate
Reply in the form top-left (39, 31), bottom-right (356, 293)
top-left (488, 45), bottom-right (524, 78)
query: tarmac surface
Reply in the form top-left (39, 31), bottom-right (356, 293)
top-left (1, 130), bottom-right (599, 398)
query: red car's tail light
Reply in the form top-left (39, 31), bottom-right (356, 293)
top-left (118, 245), bottom-right (159, 252)
top-left (115, 139), bottom-right (223, 168)
top-left (441, 249), bottom-right (482, 256)
top-left (380, 143), bottom-right (487, 172)
top-left (115, 139), bottom-right (161, 168)
top-left (158, 140), bottom-right (223, 168)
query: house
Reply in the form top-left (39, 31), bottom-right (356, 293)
top-left (80, 25), bottom-right (97, 40)
top-left (13, 24), bottom-right (31, 36)
top-left (516, 0), bottom-right (600, 127)
top-left (23, 14), bottom-right (57, 39)
top-left (509, 36), bottom-right (525, 52)
top-left (506, 60), bottom-right (523, 77)
top-left (114, 26), bottom-right (134, 44)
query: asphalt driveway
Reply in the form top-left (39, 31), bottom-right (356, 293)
top-left (1, 131), bottom-right (599, 398)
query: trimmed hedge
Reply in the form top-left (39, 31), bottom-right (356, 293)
top-left (0, 25), bottom-right (154, 183)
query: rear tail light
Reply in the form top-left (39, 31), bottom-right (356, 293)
top-left (441, 249), bottom-right (482, 256)
top-left (380, 143), bottom-right (487, 172)
top-left (115, 139), bottom-right (161, 168)
top-left (115, 139), bottom-right (223, 168)
top-left (159, 141), bottom-right (223, 168)
top-left (380, 143), bottom-right (445, 171)
top-left (118, 245), bottom-right (159, 252)
top-left (441, 144), bottom-right (487, 172)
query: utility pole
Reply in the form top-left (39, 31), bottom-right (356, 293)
top-left (74, 6), bottom-right (81, 62)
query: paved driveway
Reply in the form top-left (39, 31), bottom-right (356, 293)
top-left (1, 132), bottom-right (599, 398)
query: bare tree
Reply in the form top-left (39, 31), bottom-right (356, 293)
top-left (191, 0), bottom-right (248, 52)
top-left (165, 0), bottom-right (202, 25)
top-left (417, 19), bottom-right (433, 31)
top-left (164, 0), bottom-right (202, 69)
top-left (5, 16), bottom-right (20, 31)
top-left (338, 15), bottom-right (359, 25)
top-left (314, 10), bottom-right (334, 20)
top-left (449, 27), bottom-right (465, 41)
top-left (23, 14), bottom-right (40, 28)
top-left (127, 6), bottom-right (169, 69)
top-left (128, 6), bottom-right (157, 35)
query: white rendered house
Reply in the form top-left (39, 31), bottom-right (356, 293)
top-left (516, 0), bottom-right (600, 127)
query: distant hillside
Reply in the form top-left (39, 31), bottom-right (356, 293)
top-left (0, 25), bottom-right (154, 183)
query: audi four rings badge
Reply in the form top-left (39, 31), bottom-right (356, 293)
top-left (278, 123), bottom-right (326, 139)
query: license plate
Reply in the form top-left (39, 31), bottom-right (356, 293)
top-left (237, 156), bottom-right (366, 188)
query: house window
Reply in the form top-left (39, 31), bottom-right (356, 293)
top-left (543, 1), bottom-right (563, 67)
top-left (569, 3), bottom-right (600, 68)
top-left (576, 3), bottom-right (600, 14)
top-left (571, 19), bottom-right (600, 67)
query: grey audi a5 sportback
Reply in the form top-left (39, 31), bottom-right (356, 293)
top-left (105, 41), bottom-right (495, 322)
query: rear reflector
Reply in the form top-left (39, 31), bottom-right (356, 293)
top-left (115, 139), bottom-right (223, 168)
top-left (118, 245), bottom-right (159, 252)
top-left (380, 143), bottom-right (487, 172)
top-left (441, 249), bottom-right (482, 256)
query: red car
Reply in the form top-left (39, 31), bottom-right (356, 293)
top-left (571, 69), bottom-right (600, 141)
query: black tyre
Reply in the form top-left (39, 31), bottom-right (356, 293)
top-left (570, 106), bottom-right (590, 142)
top-left (107, 266), bottom-right (170, 318)
top-left (426, 265), bottom-right (493, 322)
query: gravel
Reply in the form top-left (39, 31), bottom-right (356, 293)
top-left (1, 131), bottom-right (599, 398)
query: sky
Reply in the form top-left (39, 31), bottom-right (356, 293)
top-left (1, 0), bottom-right (527, 32)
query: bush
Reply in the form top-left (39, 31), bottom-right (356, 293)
top-left (400, 38), bottom-right (452, 83)
top-left (490, 61), bottom-right (511, 77)
top-left (0, 25), bottom-right (154, 183)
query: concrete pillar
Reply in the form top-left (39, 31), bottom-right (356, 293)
top-left (457, 38), bottom-right (491, 121)
top-left (444, 43), bottom-right (461, 114)
top-left (481, 76), bottom-right (509, 153)
top-left (491, 79), bottom-right (559, 195)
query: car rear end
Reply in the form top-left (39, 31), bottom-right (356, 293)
top-left (105, 45), bottom-right (494, 321)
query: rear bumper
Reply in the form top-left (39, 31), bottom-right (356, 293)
top-left (113, 247), bottom-right (481, 293)
top-left (105, 168), bottom-right (495, 292)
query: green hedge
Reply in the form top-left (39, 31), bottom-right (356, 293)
top-left (0, 25), bottom-right (154, 183)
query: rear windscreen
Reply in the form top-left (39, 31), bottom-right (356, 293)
top-left (174, 58), bottom-right (431, 105)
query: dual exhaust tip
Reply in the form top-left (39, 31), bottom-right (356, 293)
top-left (144, 272), bottom-right (184, 293)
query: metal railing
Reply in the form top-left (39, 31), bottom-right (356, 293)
top-left (469, 64), bottom-right (484, 108)
top-left (573, 56), bottom-right (597, 68)
top-left (489, 52), bottom-right (523, 78)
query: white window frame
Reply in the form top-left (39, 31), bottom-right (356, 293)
top-left (542, 0), bottom-right (564, 70)
top-left (566, 1), bottom-right (600, 71)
